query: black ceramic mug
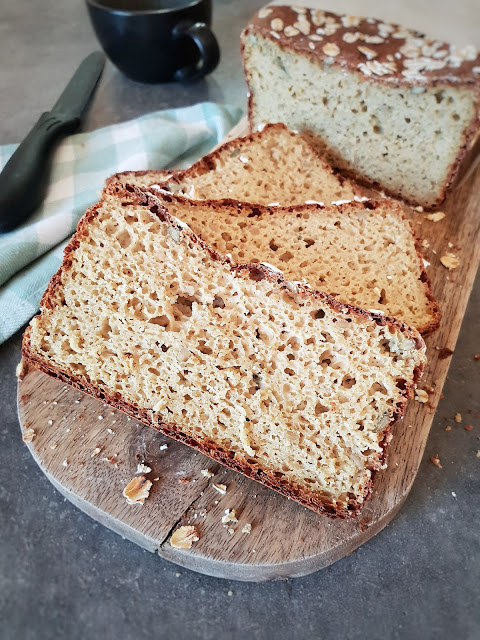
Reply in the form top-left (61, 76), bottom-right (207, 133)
top-left (86, 0), bottom-right (220, 83)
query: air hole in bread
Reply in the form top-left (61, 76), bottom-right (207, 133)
top-left (198, 341), bottom-right (213, 355)
top-left (370, 382), bottom-right (388, 395)
top-left (149, 315), bottom-right (169, 327)
top-left (315, 402), bottom-right (329, 415)
top-left (174, 296), bottom-right (198, 319)
top-left (342, 375), bottom-right (357, 389)
top-left (116, 230), bottom-right (131, 248)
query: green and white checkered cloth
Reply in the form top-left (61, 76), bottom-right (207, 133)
top-left (0, 102), bottom-right (242, 344)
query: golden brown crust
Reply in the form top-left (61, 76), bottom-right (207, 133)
top-left (105, 181), bottom-right (441, 336)
top-left (104, 168), bottom-right (172, 192)
top-left (242, 6), bottom-right (480, 87)
top-left (163, 123), bottom-right (359, 193)
top-left (22, 327), bottom-right (370, 518)
top-left (22, 323), bottom-right (423, 520)
top-left (103, 123), bottom-right (364, 201)
top-left (240, 6), bottom-right (480, 210)
top-left (22, 187), bottom-right (426, 519)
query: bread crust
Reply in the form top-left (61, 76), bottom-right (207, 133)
top-left (104, 168), bottom-right (172, 192)
top-left (104, 122), bottom-right (364, 202)
top-left (104, 181), bottom-right (441, 336)
top-left (22, 187), bottom-right (426, 519)
top-left (242, 7), bottom-right (480, 87)
top-left (240, 6), bottom-right (480, 210)
top-left (162, 123), bottom-right (360, 194)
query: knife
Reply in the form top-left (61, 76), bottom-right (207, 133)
top-left (0, 51), bottom-right (105, 233)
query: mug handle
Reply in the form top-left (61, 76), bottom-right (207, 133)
top-left (173, 22), bottom-right (220, 83)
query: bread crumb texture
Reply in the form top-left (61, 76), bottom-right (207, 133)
top-left (242, 6), bottom-right (480, 208)
top-left (164, 123), bottom-right (361, 205)
top-left (145, 192), bottom-right (439, 334)
top-left (112, 124), bottom-right (363, 206)
top-left (25, 198), bottom-right (425, 515)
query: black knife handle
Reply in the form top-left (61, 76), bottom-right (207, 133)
top-left (0, 111), bottom-right (80, 233)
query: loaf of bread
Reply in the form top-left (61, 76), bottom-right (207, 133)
top-left (241, 6), bottom-right (480, 209)
top-left (106, 123), bottom-right (366, 205)
top-left (22, 189), bottom-right (426, 518)
top-left (106, 182), bottom-right (440, 335)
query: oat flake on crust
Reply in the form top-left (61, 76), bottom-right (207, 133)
top-left (253, 6), bottom-right (479, 83)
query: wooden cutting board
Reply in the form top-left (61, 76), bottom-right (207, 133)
top-left (17, 118), bottom-right (480, 582)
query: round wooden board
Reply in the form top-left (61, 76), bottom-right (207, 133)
top-left (19, 367), bottom-right (427, 582)
top-left (16, 118), bottom-right (480, 582)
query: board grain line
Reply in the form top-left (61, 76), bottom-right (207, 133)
top-left (17, 117), bottom-right (480, 581)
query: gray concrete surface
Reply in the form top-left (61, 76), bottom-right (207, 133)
top-left (0, 1), bottom-right (479, 639)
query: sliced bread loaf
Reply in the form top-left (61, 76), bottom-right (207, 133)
top-left (106, 182), bottom-right (440, 335)
top-left (106, 123), bottom-right (366, 205)
top-left (23, 189), bottom-right (426, 518)
top-left (241, 6), bottom-right (480, 209)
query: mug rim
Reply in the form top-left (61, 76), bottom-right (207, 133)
top-left (86, 0), bottom-right (204, 16)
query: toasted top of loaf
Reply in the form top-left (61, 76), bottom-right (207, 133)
top-left (106, 182), bottom-right (440, 335)
top-left (23, 189), bottom-right (426, 518)
top-left (105, 124), bottom-right (365, 206)
top-left (243, 6), bottom-right (480, 88)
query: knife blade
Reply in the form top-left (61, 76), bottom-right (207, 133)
top-left (0, 51), bottom-right (105, 233)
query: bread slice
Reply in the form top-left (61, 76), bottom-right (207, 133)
top-left (241, 6), bottom-right (480, 209)
top-left (105, 182), bottom-right (440, 335)
top-left (106, 123), bottom-right (366, 205)
top-left (23, 189), bottom-right (426, 518)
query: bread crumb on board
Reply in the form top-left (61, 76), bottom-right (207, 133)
top-left (440, 253), bottom-right (460, 269)
top-left (430, 454), bottom-right (442, 468)
top-left (221, 508), bottom-right (238, 524)
top-left (170, 525), bottom-right (199, 549)
top-left (123, 475), bottom-right (152, 505)
top-left (22, 427), bottom-right (35, 443)
top-left (415, 389), bottom-right (429, 403)
top-left (424, 212), bottom-right (446, 222)
top-left (213, 483), bottom-right (227, 495)
top-left (16, 359), bottom-right (28, 380)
